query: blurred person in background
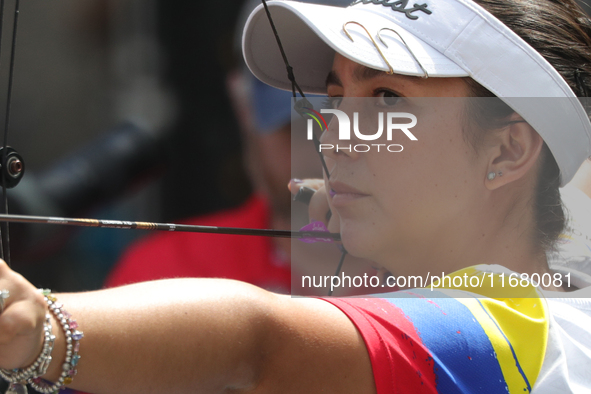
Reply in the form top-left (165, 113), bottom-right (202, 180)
top-left (105, 0), bottom-right (362, 295)
top-left (105, 73), bottom-right (303, 292)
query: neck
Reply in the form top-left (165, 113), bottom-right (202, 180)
top-left (379, 183), bottom-right (555, 287)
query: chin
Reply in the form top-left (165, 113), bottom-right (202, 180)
top-left (339, 226), bottom-right (377, 261)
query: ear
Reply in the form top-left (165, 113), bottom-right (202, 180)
top-left (484, 113), bottom-right (544, 190)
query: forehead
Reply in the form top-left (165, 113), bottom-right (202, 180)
top-left (328, 53), bottom-right (469, 97)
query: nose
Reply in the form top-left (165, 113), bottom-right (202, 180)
top-left (319, 113), bottom-right (362, 163)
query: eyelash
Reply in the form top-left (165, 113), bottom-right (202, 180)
top-left (374, 89), bottom-right (402, 107)
top-left (322, 89), bottom-right (403, 109)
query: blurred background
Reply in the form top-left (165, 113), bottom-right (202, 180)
top-left (0, 0), bottom-right (251, 291)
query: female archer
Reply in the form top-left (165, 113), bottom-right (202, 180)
top-left (1, 0), bottom-right (591, 392)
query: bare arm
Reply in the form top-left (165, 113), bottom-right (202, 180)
top-left (0, 263), bottom-right (375, 394)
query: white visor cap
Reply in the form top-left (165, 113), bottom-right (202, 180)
top-left (243, 0), bottom-right (591, 186)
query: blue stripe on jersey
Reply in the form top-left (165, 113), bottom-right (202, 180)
top-left (383, 293), bottom-right (509, 393)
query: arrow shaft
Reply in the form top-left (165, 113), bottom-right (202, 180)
top-left (0, 213), bottom-right (341, 240)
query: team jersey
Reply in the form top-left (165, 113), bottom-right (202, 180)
top-left (323, 265), bottom-right (591, 393)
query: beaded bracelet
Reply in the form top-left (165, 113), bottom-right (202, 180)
top-left (0, 290), bottom-right (83, 394)
top-left (28, 290), bottom-right (84, 394)
top-left (0, 313), bottom-right (54, 393)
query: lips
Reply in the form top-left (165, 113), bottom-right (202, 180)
top-left (329, 181), bottom-right (369, 205)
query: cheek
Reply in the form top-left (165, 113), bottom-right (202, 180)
top-left (367, 116), bottom-right (475, 208)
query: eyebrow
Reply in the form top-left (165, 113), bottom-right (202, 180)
top-left (325, 65), bottom-right (391, 88)
top-left (355, 66), bottom-right (389, 81)
top-left (325, 70), bottom-right (342, 88)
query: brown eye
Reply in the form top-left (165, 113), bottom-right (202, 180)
top-left (376, 90), bottom-right (401, 107)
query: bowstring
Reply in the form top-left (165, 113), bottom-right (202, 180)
top-left (259, 0), bottom-right (348, 294)
top-left (260, 0), bottom-right (330, 178)
top-left (0, 0), bottom-right (19, 267)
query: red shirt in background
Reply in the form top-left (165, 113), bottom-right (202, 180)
top-left (105, 195), bottom-right (291, 292)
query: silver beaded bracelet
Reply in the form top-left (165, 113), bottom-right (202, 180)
top-left (28, 290), bottom-right (84, 394)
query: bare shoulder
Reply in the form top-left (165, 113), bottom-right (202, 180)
top-left (253, 294), bottom-right (376, 394)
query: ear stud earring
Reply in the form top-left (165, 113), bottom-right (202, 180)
top-left (487, 171), bottom-right (503, 181)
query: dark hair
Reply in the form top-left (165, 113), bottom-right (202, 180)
top-left (463, 0), bottom-right (591, 252)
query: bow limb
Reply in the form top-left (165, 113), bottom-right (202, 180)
top-left (0, 0), bottom-right (21, 267)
